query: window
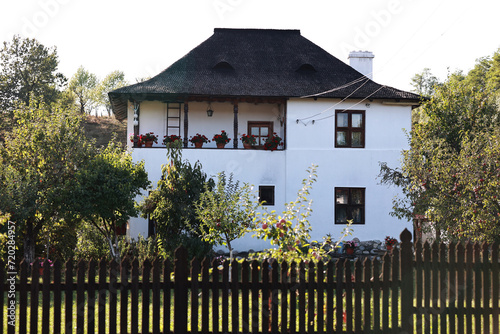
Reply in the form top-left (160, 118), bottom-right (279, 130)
top-left (335, 187), bottom-right (365, 224)
top-left (259, 185), bottom-right (275, 206)
top-left (335, 110), bottom-right (365, 148)
top-left (248, 121), bottom-right (273, 147)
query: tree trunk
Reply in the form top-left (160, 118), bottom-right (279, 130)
top-left (23, 218), bottom-right (36, 264)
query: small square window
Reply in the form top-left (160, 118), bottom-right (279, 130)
top-left (259, 186), bottom-right (275, 206)
top-left (335, 187), bottom-right (365, 224)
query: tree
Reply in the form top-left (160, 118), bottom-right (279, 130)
top-left (95, 70), bottom-right (128, 117)
top-left (0, 35), bottom-right (66, 113)
top-left (252, 165), bottom-right (353, 262)
top-left (69, 141), bottom-right (150, 260)
top-left (380, 51), bottom-right (500, 243)
top-left (195, 172), bottom-right (258, 254)
top-left (68, 66), bottom-right (98, 115)
top-left (410, 68), bottom-right (440, 97)
top-left (0, 101), bottom-right (94, 263)
top-left (139, 146), bottom-right (214, 259)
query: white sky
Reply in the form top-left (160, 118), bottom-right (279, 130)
top-left (1, 0), bottom-right (499, 92)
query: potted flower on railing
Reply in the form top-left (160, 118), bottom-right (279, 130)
top-left (129, 133), bottom-right (142, 147)
top-left (212, 130), bottom-right (231, 148)
top-left (264, 132), bottom-right (283, 151)
top-left (189, 133), bottom-right (210, 148)
top-left (163, 134), bottom-right (182, 147)
top-left (140, 132), bottom-right (158, 147)
top-left (344, 240), bottom-right (357, 255)
top-left (240, 134), bottom-right (257, 149)
top-left (385, 236), bottom-right (397, 251)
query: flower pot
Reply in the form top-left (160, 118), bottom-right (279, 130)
top-left (346, 247), bottom-right (354, 255)
top-left (216, 142), bottom-right (226, 149)
top-left (144, 141), bottom-right (154, 148)
top-left (386, 245), bottom-right (393, 251)
top-left (194, 142), bottom-right (203, 148)
top-left (39, 267), bottom-right (44, 276)
top-left (243, 143), bottom-right (252, 149)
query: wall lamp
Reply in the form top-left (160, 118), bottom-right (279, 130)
top-left (206, 102), bottom-right (214, 117)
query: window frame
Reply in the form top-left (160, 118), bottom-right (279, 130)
top-left (248, 121), bottom-right (274, 148)
top-left (259, 185), bottom-right (275, 206)
top-left (335, 110), bottom-right (365, 148)
top-left (334, 187), bottom-right (365, 224)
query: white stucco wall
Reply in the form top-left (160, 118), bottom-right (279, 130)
top-left (127, 98), bottom-right (413, 249)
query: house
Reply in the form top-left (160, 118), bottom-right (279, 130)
top-left (109, 28), bottom-right (421, 250)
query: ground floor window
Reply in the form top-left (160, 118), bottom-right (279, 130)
top-left (259, 185), bottom-right (275, 206)
top-left (335, 187), bottom-right (365, 224)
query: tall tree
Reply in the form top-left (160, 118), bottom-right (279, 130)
top-left (68, 66), bottom-right (98, 115)
top-left (0, 101), bottom-right (94, 263)
top-left (195, 172), bottom-right (257, 254)
top-left (380, 50), bottom-right (500, 243)
top-left (0, 35), bottom-right (66, 113)
top-left (95, 70), bottom-right (128, 117)
top-left (69, 141), bottom-right (150, 260)
top-left (410, 68), bottom-right (440, 97)
top-left (140, 146), bottom-right (213, 259)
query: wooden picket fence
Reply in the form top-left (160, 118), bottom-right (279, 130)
top-left (1, 228), bottom-right (499, 333)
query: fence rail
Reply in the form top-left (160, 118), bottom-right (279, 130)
top-left (2, 228), bottom-right (499, 333)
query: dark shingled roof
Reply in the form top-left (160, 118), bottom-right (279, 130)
top-left (109, 28), bottom-right (420, 120)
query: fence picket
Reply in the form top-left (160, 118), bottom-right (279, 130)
top-left (152, 258), bottom-right (161, 334)
top-left (109, 260), bottom-right (118, 334)
top-left (98, 258), bottom-right (107, 334)
top-left (456, 242), bottom-right (465, 333)
top-left (448, 242), bottom-right (456, 334)
top-left (88, 259), bottom-right (97, 334)
top-left (492, 241), bottom-right (499, 334)
top-left (53, 260), bottom-right (62, 334)
top-left (120, 258), bottom-right (129, 334)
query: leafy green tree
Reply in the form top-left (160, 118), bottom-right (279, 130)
top-left (140, 147), bottom-right (213, 259)
top-left (252, 165), bottom-right (353, 262)
top-left (95, 70), bottom-right (128, 117)
top-left (0, 101), bottom-right (94, 264)
top-left (0, 35), bottom-right (66, 113)
top-left (195, 172), bottom-right (258, 254)
top-left (410, 68), bottom-right (440, 97)
top-left (380, 51), bottom-right (500, 243)
top-left (69, 141), bottom-right (150, 260)
top-left (68, 66), bottom-right (98, 115)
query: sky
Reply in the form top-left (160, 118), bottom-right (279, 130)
top-left (1, 0), bottom-right (499, 93)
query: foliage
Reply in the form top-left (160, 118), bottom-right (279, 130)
top-left (139, 147), bottom-right (214, 258)
top-left (73, 220), bottom-right (110, 261)
top-left (240, 133), bottom-right (257, 145)
top-left (212, 130), bottom-right (231, 144)
top-left (380, 49), bottom-right (500, 243)
top-left (0, 35), bottom-right (66, 113)
top-left (264, 132), bottom-right (283, 151)
top-left (410, 67), bottom-right (441, 97)
top-left (69, 140), bottom-right (150, 260)
top-left (68, 66), bottom-right (98, 115)
top-left (118, 235), bottom-right (159, 263)
top-left (252, 165), bottom-right (353, 262)
top-left (94, 70), bottom-right (128, 117)
top-left (195, 172), bottom-right (258, 253)
top-left (0, 101), bottom-right (94, 264)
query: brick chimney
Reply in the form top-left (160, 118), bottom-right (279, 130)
top-left (348, 51), bottom-right (374, 80)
